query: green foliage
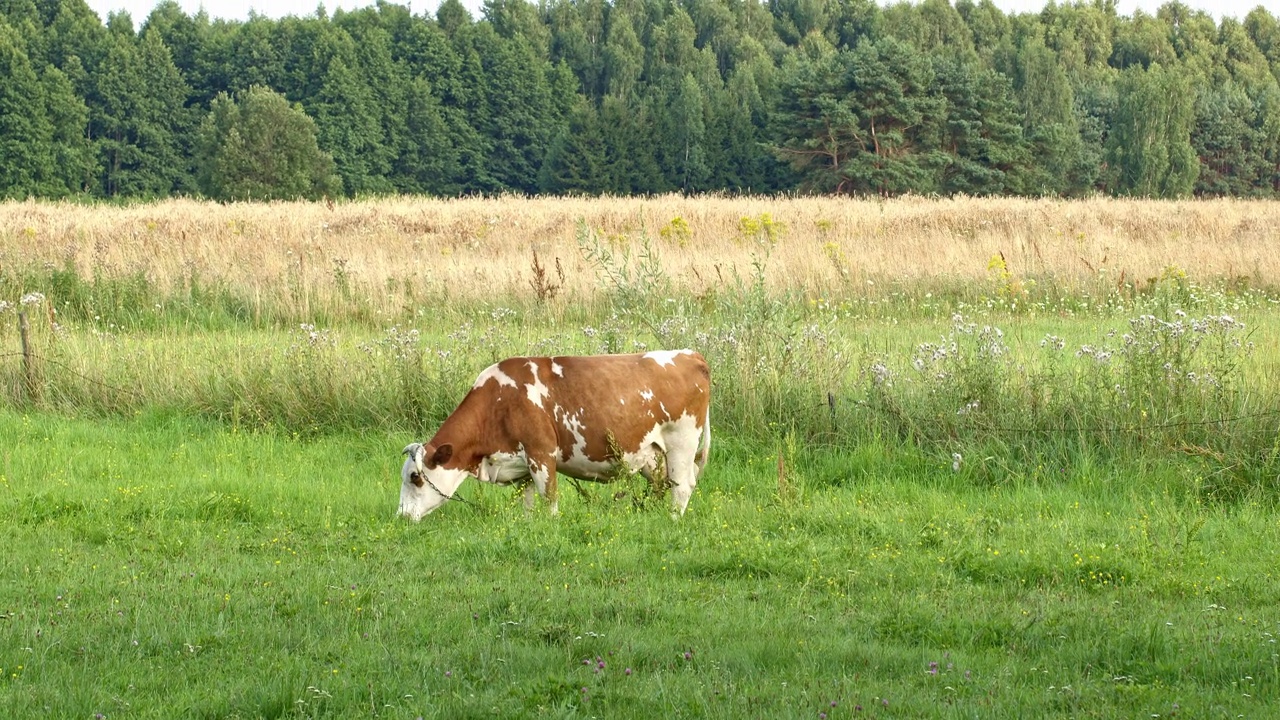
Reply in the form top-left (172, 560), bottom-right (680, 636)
top-left (91, 28), bottom-right (193, 197)
top-left (932, 51), bottom-right (1029, 195)
top-left (1192, 82), bottom-right (1274, 196)
top-left (195, 85), bottom-right (340, 201)
top-left (5, 1), bottom-right (1280, 197)
top-left (539, 96), bottom-right (607, 194)
top-left (0, 19), bottom-right (58, 198)
top-left (308, 29), bottom-right (393, 197)
top-left (575, 220), bottom-right (672, 322)
top-left (1014, 34), bottom-right (1085, 195)
top-left (1106, 63), bottom-right (1199, 197)
top-left (773, 36), bottom-right (944, 194)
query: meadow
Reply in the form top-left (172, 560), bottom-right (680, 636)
top-left (1, 196), bottom-right (1279, 718)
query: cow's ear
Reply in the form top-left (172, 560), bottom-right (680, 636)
top-left (431, 443), bottom-right (453, 467)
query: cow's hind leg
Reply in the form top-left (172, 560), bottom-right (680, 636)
top-left (526, 452), bottom-right (559, 516)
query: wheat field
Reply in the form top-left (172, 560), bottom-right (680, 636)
top-left (3, 196), bottom-right (1278, 311)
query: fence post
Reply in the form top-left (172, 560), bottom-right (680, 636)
top-left (18, 311), bottom-right (38, 403)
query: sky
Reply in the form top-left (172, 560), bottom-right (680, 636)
top-left (83, 0), bottom-right (1274, 26)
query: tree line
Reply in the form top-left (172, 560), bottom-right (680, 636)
top-left (2, 0), bottom-right (1280, 200)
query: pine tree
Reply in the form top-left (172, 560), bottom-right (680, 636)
top-left (91, 28), bottom-right (191, 197)
top-left (45, 0), bottom-right (110, 75)
top-left (394, 74), bottom-right (461, 195)
top-left (932, 53), bottom-right (1027, 195)
top-left (136, 26), bottom-right (193, 192)
top-left (1191, 83), bottom-right (1269, 197)
top-left (539, 96), bottom-right (606, 194)
top-left (307, 28), bottom-right (392, 196)
top-left (0, 19), bottom-right (57, 197)
top-left (42, 64), bottom-right (94, 195)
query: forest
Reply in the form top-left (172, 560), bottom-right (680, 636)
top-left (2, 0), bottom-right (1280, 200)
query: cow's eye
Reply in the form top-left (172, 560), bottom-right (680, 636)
top-left (409, 472), bottom-right (424, 488)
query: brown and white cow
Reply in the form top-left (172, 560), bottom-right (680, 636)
top-left (399, 349), bottom-right (710, 520)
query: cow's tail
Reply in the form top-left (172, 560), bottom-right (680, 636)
top-left (697, 407), bottom-right (711, 477)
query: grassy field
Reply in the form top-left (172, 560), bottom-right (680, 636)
top-left (2, 411), bottom-right (1277, 719)
top-left (2, 196), bottom-right (1280, 717)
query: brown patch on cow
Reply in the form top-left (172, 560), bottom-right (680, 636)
top-left (409, 471), bottom-right (424, 488)
top-left (429, 443), bottom-right (453, 468)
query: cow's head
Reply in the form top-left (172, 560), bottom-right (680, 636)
top-left (399, 442), bottom-right (468, 521)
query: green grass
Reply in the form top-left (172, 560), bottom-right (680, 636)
top-left (2, 411), bottom-right (1277, 718)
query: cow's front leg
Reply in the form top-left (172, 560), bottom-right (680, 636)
top-left (522, 482), bottom-right (537, 512)
top-left (526, 452), bottom-right (559, 516)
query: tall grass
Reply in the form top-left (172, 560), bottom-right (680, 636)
top-left (3, 214), bottom-right (1278, 503)
top-left (3, 195), bottom-right (1280, 323)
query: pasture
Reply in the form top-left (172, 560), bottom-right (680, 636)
top-left (1, 196), bottom-right (1279, 717)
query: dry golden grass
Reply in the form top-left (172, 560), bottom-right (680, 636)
top-left (3, 195), bottom-right (1279, 312)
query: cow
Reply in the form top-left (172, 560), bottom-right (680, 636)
top-left (399, 349), bottom-right (710, 520)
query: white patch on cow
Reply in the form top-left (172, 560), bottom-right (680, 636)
top-left (643, 349), bottom-right (692, 367)
top-left (549, 408), bottom-right (708, 515)
top-left (478, 450), bottom-right (530, 485)
top-left (640, 389), bottom-right (654, 401)
top-left (645, 411), bottom-right (707, 515)
top-left (473, 363), bottom-right (517, 389)
top-left (555, 405), bottom-right (593, 469)
top-left (551, 361), bottom-right (564, 377)
top-left (619, 398), bottom-right (625, 405)
top-left (399, 446), bottom-right (469, 521)
top-left (528, 461), bottom-right (558, 515)
top-left (526, 361), bottom-right (550, 407)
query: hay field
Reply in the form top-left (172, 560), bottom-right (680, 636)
top-left (3, 196), bottom-right (1278, 310)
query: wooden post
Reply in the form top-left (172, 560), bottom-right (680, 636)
top-left (18, 311), bottom-right (37, 403)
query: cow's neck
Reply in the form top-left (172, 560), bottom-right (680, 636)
top-left (431, 399), bottom-right (499, 474)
